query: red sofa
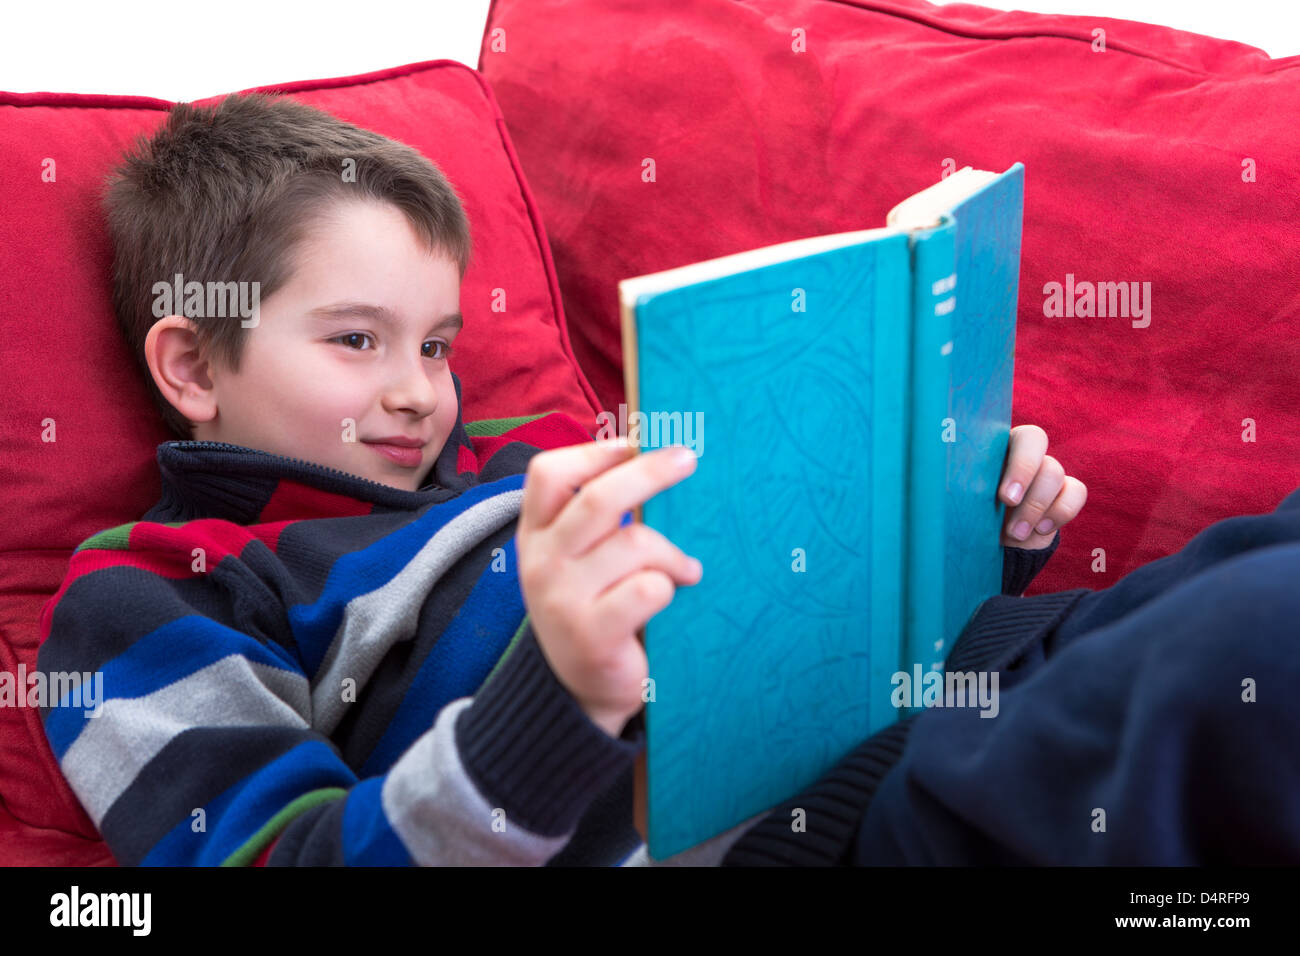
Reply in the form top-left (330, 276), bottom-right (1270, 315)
top-left (2, 0), bottom-right (1297, 864)
top-left (479, 0), bottom-right (1300, 596)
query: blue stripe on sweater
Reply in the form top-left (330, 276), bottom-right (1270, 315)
top-left (140, 740), bottom-right (354, 865)
top-left (287, 476), bottom-right (525, 677)
top-left (360, 534), bottom-right (527, 776)
top-left (342, 776), bottom-right (412, 865)
top-left (42, 615), bottom-right (301, 759)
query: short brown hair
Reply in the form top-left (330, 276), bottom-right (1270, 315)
top-left (102, 92), bottom-right (473, 439)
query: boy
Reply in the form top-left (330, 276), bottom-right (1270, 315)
top-left (37, 92), bottom-right (1082, 866)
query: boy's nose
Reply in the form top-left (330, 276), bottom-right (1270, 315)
top-left (380, 356), bottom-right (439, 415)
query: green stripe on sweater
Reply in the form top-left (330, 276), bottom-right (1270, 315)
top-left (221, 787), bottom-right (349, 866)
top-left (75, 524), bottom-right (137, 553)
top-left (463, 412), bottom-right (557, 438)
top-left (480, 614), bottom-right (532, 691)
top-left (75, 521), bottom-right (189, 553)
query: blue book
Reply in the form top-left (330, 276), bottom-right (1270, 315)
top-left (617, 164), bottom-right (1025, 860)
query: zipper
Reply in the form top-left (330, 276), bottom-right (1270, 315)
top-left (170, 440), bottom-right (432, 495)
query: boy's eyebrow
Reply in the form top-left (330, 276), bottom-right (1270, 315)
top-left (308, 302), bottom-right (463, 332)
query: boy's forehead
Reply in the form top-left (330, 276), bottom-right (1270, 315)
top-left (304, 301), bottom-right (463, 331)
top-left (293, 198), bottom-right (461, 277)
top-left (276, 201), bottom-right (463, 326)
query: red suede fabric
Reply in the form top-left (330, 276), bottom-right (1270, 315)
top-left (479, 0), bottom-right (1300, 596)
top-left (0, 60), bottom-right (598, 864)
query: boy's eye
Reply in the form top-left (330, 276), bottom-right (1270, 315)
top-left (329, 334), bottom-right (453, 360)
top-left (332, 333), bottom-right (373, 351)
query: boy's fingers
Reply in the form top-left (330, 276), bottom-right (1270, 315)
top-left (547, 444), bottom-right (699, 557)
top-left (590, 569), bottom-right (679, 643)
top-left (1029, 476), bottom-right (1088, 537)
top-left (519, 438), bottom-right (639, 533)
top-left (1005, 454), bottom-right (1065, 541)
top-left (1001, 424), bottom-right (1048, 505)
top-left (567, 593), bottom-right (653, 716)
top-left (581, 520), bottom-right (702, 599)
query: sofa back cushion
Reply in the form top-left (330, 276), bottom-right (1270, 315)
top-left (479, 0), bottom-right (1300, 594)
top-left (0, 59), bottom-right (599, 862)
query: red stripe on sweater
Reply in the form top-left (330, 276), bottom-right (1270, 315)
top-left (457, 443), bottom-right (479, 476)
top-left (39, 520), bottom-right (260, 641)
top-left (251, 838), bottom-right (278, 867)
top-left (258, 480), bottom-right (375, 524)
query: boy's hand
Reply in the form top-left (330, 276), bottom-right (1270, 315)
top-left (516, 440), bottom-right (702, 739)
top-left (998, 424), bottom-right (1087, 550)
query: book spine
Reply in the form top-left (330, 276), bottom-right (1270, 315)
top-left (902, 221), bottom-right (958, 712)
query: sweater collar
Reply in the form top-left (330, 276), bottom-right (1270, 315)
top-left (144, 371), bottom-right (484, 524)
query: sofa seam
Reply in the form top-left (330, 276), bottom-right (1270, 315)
top-left (820, 0), bottom-right (1296, 76)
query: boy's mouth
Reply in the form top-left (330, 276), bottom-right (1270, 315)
top-left (363, 436), bottom-right (427, 468)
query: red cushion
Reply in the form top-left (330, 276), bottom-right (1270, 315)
top-left (479, 0), bottom-right (1300, 596)
top-left (0, 60), bottom-right (599, 864)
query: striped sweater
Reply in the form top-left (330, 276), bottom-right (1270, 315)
top-left (37, 372), bottom-right (1057, 866)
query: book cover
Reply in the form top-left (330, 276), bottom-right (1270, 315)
top-left (619, 163), bottom-right (1025, 859)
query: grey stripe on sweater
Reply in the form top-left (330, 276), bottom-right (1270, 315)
top-left (383, 697), bottom-right (574, 865)
top-left (311, 490), bottom-right (524, 734)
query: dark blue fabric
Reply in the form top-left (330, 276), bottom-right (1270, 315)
top-left (853, 484), bottom-right (1300, 864)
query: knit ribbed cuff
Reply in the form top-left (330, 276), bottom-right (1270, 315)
top-left (721, 716), bottom-right (918, 866)
top-left (455, 622), bottom-right (643, 838)
top-left (946, 588), bottom-right (1092, 673)
top-left (1001, 529), bottom-right (1060, 596)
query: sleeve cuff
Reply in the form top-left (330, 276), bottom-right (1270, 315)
top-left (454, 620), bottom-right (643, 837)
top-left (1001, 528), bottom-right (1060, 596)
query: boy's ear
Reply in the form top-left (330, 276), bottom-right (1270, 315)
top-left (144, 316), bottom-right (219, 427)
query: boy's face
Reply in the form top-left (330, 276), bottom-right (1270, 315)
top-left (190, 198), bottom-right (463, 492)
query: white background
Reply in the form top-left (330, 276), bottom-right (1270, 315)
top-left (2, 0), bottom-right (1297, 100)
